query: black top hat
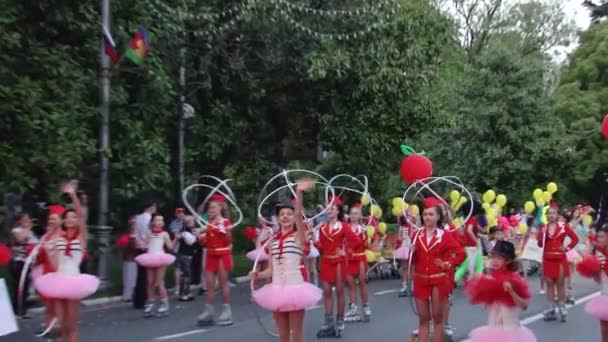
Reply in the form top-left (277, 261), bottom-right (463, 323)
top-left (275, 198), bottom-right (296, 215)
top-left (490, 240), bottom-right (516, 260)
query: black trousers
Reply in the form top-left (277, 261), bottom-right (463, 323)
top-left (133, 249), bottom-right (147, 309)
top-left (9, 260), bottom-right (29, 316)
top-left (177, 255), bottom-right (193, 296)
top-left (191, 247), bottom-right (202, 285)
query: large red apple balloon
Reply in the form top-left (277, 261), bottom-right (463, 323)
top-left (0, 243), bottom-right (11, 265)
top-left (400, 153), bottom-right (433, 184)
top-left (602, 114), bottom-right (608, 139)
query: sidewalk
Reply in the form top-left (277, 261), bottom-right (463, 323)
top-left (27, 275), bottom-right (251, 314)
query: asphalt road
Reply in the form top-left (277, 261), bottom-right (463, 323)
top-left (3, 273), bottom-right (603, 342)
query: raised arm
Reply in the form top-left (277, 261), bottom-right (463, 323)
top-left (295, 178), bottom-right (315, 248)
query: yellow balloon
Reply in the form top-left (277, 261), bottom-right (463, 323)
top-left (449, 190), bottom-right (460, 202)
top-left (488, 217), bottom-right (498, 228)
top-left (365, 250), bottom-right (377, 263)
top-left (409, 204), bottom-right (420, 217)
top-left (361, 194), bottom-right (371, 206)
top-left (392, 197), bottom-right (405, 210)
top-left (483, 190), bottom-right (496, 204)
top-left (486, 207), bottom-right (497, 219)
top-left (375, 208), bottom-right (383, 219)
top-left (496, 194), bottom-right (507, 208)
top-left (518, 223), bottom-right (528, 234)
top-left (535, 198), bottom-right (546, 207)
top-left (533, 188), bottom-right (543, 200)
top-left (524, 201), bottom-right (535, 214)
top-left (378, 222), bottom-right (387, 235)
top-left (454, 196), bottom-right (468, 211)
top-left (583, 214), bottom-right (593, 226)
top-left (392, 206), bottom-right (402, 217)
top-left (371, 204), bottom-right (380, 216)
top-left (366, 226), bottom-right (375, 239)
top-left (482, 202), bottom-right (491, 211)
top-left (542, 191), bottom-right (552, 203)
top-left (547, 182), bottom-right (558, 195)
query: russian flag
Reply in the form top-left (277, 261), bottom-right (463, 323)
top-left (102, 25), bottom-right (119, 63)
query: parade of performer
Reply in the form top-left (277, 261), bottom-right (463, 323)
top-left (34, 183), bottom-right (99, 342)
top-left (576, 224), bottom-right (608, 341)
top-left (465, 240), bottom-right (536, 342)
top-left (134, 213), bottom-right (174, 317)
top-left (344, 203), bottom-right (371, 322)
top-left (537, 205), bottom-right (579, 322)
top-left (250, 179), bottom-right (322, 342)
top-left (409, 198), bottom-right (465, 342)
top-left (197, 194), bottom-right (235, 326)
top-left (315, 196), bottom-right (362, 338)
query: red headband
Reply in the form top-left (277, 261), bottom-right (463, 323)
top-left (328, 196), bottom-right (343, 206)
top-left (423, 197), bottom-right (443, 209)
top-left (352, 202), bottom-right (362, 209)
top-left (48, 204), bottom-right (66, 216)
top-left (210, 194), bottom-right (226, 203)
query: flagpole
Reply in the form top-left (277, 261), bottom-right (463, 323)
top-left (96, 0), bottom-right (112, 289)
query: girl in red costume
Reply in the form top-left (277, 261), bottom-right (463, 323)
top-left (537, 206), bottom-right (579, 322)
top-left (34, 182), bottom-right (99, 342)
top-left (344, 203), bottom-right (371, 323)
top-left (576, 224), bottom-right (608, 341)
top-left (410, 198), bottom-right (465, 342)
top-left (197, 194), bottom-right (235, 326)
top-left (315, 196), bottom-right (362, 338)
top-left (465, 240), bottom-right (536, 342)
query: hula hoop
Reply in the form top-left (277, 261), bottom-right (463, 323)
top-left (256, 169), bottom-right (335, 231)
top-left (399, 176), bottom-right (475, 316)
top-left (182, 179), bottom-right (244, 228)
top-left (249, 237), bottom-right (279, 337)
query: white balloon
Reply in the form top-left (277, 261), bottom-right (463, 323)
top-left (182, 232), bottom-right (196, 246)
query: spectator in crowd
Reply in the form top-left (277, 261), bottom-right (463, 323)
top-left (169, 208), bottom-right (185, 296)
top-left (133, 200), bottom-right (157, 309)
top-left (9, 212), bottom-right (38, 318)
top-left (122, 216), bottom-right (138, 302)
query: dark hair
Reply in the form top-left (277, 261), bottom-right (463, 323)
top-left (506, 259), bottom-right (521, 272)
top-left (15, 212), bottom-right (31, 221)
top-left (61, 209), bottom-right (78, 230)
top-left (149, 213), bottom-right (164, 228)
top-left (423, 205), bottom-right (444, 229)
top-left (488, 226), bottom-right (500, 235)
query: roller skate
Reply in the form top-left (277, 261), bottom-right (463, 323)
top-left (543, 307), bottom-right (557, 321)
top-left (216, 304), bottom-right (233, 326)
top-left (156, 298), bottom-right (169, 317)
top-left (316, 314), bottom-right (339, 338)
top-left (197, 304), bottom-right (215, 326)
top-left (566, 288), bottom-right (575, 305)
top-left (143, 300), bottom-right (157, 318)
top-left (362, 303), bottom-right (371, 322)
top-left (335, 315), bottom-right (345, 336)
top-left (398, 285), bottom-right (409, 297)
top-left (344, 303), bottom-right (360, 322)
top-left (558, 304), bottom-right (567, 322)
top-left (444, 324), bottom-right (454, 341)
top-left (408, 328), bottom-right (419, 342)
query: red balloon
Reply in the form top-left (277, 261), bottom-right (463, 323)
top-left (0, 243), bottom-right (11, 265)
top-left (400, 154), bottom-right (433, 184)
top-left (602, 114), bottom-right (608, 139)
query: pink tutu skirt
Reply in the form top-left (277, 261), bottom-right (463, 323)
top-left (566, 249), bottom-right (580, 263)
top-left (30, 265), bottom-right (44, 280)
top-left (585, 295), bottom-right (608, 321)
top-left (135, 252), bottom-right (175, 268)
top-left (246, 248), bottom-right (269, 262)
top-left (470, 326), bottom-right (537, 342)
top-left (253, 283), bottom-right (322, 312)
top-left (34, 273), bottom-right (99, 300)
top-left (393, 245), bottom-right (410, 260)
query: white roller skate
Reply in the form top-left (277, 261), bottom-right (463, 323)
top-left (558, 304), bottom-right (567, 322)
top-left (216, 304), bottom-right (233, 326)
top-left (362, 303), bottom-right (371, 322)
top-left (197, 304), bottom-right (215, 326)
top-left (335, 315), bottom-right (345, 336)
top-left (543, 307), bottom-right (557, 321)
top-left (156, 298), bottom-right (169, 317)
top-left (344, 303), bottom-right (360, 322)
top-left (317, 314), bottom-right (339, 338)
top-left (143, 301), bottom-right (157, 318)
top-left (566, 288), bottom-right (575, 304)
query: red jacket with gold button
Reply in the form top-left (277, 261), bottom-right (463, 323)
top-left (199, 218), bottom-right (233, 256)
top-left (347, 223), bottom-right (369, 262)
top-left (315, 221), bottom-right (361, 264)
top-left (537, 222), bottom-right (578, 259)
top-left (410, 228), bottom-right (466, 285)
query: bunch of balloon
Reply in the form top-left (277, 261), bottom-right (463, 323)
top-left (532, 182), bottom-right (558, 226)
top-left (391, 197), bottom-right (407, 218)
top-left (449, 190), bottom-right (468, 227)
top-left (482, 190), bottom-right (501, 231)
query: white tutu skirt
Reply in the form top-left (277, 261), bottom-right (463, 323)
top-left (34, 273), bottom-right (100, 300)
top-left (585, 295), bottom-right (608, 321)
top-left (135, 252), bottom-right (175, 268)
top-left (253, 283), bottom-right (322, 312)
top-left (470, 326), bottom-right (537, 342)
top-left (246, 248), bottom-right (269, 262)
top-left (307, 245), bottom-right (320, 259)
top-left (393, 245), bottom-right (410, 260)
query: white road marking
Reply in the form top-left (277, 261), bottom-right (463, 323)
top-left (306, 304), bottom-right (322, 311)
top-left (155, 329), bottom-right (208, 340)
top-left (374, 289), bottom-right (399, 296)
top-left (459, 291), bottom-right (600, 342)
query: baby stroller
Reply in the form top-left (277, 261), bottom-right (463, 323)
top-left (367, 234), bottom-right (400, 281)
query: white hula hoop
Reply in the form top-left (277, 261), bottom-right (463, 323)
top-left (182, 179), bottom-right (244, 228)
